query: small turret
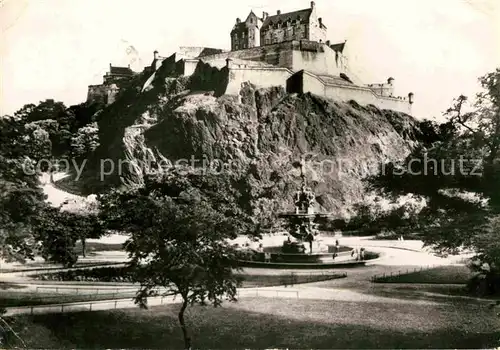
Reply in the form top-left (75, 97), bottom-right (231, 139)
top-left (408, 92), bottom-right (414, 104)
top-left (277, 10), bottom-right (281, 15)
top-left (311, 1), bottom-right (315, 9)
top-left (236, 18), bottom-right (241, 24)
top-left (387, 77), bottom-right (395, 85)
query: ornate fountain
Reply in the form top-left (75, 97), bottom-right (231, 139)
top-left (278, 159), bottom-right (328, 254)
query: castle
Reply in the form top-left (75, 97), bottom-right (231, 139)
top-left (87, 2), bottom-right (414, 114)
top-left (87, 64), bottom-right (135, 105)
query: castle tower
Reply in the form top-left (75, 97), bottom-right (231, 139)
top-left (230, 11), bottom-right (262, 50)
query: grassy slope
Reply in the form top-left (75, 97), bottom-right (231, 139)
top-left (5, 297), bottom-right (499, 349)
top-left (374, 265), bottom-right (475, 284)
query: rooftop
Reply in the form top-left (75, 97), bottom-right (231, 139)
top-left (261, 8), bottom-right (312, 30)
top-left (108, 65), bottom-right (134, 76)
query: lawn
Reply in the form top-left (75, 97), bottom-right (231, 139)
top-left (3, 297), bottom-right (499, 349)
top-left (374, 265), bottom-right (476, 284)
top-left (235, 272), bottom-right (345, 287)
top-left (74, 241), bottom-right (125, 253)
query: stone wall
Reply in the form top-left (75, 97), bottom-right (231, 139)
top-left (367, 82), bottom-right (394, 97)
top-left (288, 70), bottom-right (412, 114)
top-left (224, 67), bottom-right (293, 95)
top-left (178, 46), bottom-right (226, 58)
top-left (199, 40), bottom-right (355, 80)
top-left (199, 41), bottom-right (296, 68)
top-left (291, 45), bottom-right (340, 77)
top-left (261, 22), bottom-right (308, 45)
top-left (87, 84), bottom-right (108, 105)
top-left (308, 9), bottom-right (327, 43)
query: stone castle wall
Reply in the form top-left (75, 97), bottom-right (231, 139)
top-left (287, 70), bottom-right (412, 114)
top-left (87, 85), bottom-right (107, 105)
top-left (199, 40), bottom-right (353, 83)
top-left (224, 66), bottom-right (293, 95)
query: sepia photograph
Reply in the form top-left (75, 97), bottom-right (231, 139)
top-left (0, 0), bottom-right (499, 348)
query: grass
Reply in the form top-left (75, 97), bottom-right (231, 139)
top-left (3, 297), bottom-right (499, 349)
top-left (74, 241), bottom-right (125, 253)
top-left (236, 273), bottom-right (345, 287)
top-left (374, 265), bottom-right (476, 284)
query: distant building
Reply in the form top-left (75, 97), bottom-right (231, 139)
top-left (87, 64), bottom-right (135, 105)
top-left (103, 64), bottom-right (134, 84)
top-left (231, 2), bottom-right (326, 50)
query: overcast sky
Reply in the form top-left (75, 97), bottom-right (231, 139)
top-left (1, 0), bottom-right (499, 119)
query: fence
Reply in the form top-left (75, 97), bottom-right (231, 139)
top-left (5, 294), bottom-right (173, 316)
top-left (370, 265), bottom-right (438, 282)
top-left (4, 288), bottom-right (301, 316)
top-left (34, 286), bottom-right (138, 294)
top-left (237, 288), bottom-right (300, 298)
top-left (2, 262), bottom-right (127, 277)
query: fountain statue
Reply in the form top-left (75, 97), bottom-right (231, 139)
top-left (279, 159), bottom-right (326, 254)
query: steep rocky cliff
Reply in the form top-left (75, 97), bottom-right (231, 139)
top-left (81, 64), bottom-right (423, 219)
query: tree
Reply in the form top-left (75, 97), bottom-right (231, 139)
top-left (60, 194), bottom-right (103, 258)
top-left (367, 68), bottom-right (500, 292)
top-left (0, 116), bottom-right (50, 262)
top-left (99, 173), bottom-right (252, 349)
top-left (34, 207), bottom-right (79, 267)
top-left (70, 122), bottom-right (100, 159)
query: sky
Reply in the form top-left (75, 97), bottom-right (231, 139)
top-left (1, 0), bottom-right (499, 120)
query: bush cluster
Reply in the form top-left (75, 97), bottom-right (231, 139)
top-left (35, 267), bottom-right (134, 282)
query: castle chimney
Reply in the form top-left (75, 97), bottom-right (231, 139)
top-left (153, 50), bottom-right (158, 60)
top-left (388, 77), bottom-right (395, 85)
top-left (226, 58), bottom-right (233, 68)
top-left (262, 11), bottom-right (268, 20)
top-left (318, 18), bottom-right (322, 27)
top-left (277, 10), bottom-right (281, 15)
top-left (408, 92), bottom-right (414, 104)
top-left (326, 40), bottom-right (330, 46)
top-left (311, 1), bottom-right (315, 8)
top-left (236, 18), bottom-right (241, 24)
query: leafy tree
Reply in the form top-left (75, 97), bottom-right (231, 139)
top-left (61, 194), bottom-right (103, 257)
top-left (0, 116), bottom-right (49, 262)
top-left (34, 207), bottom-right (79, 267)
top-left (368, 68), bottom-right (500, 293)
top-left (14, 100), bottom-right (74, 156)
top-left (99, 173), bottom-right (252, 349)
top-left (70, 122), bottom-right (100, 160)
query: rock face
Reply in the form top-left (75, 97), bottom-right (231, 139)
top-left (82, 64), bottom-right (422, 219)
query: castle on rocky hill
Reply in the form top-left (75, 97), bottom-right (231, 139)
top-left (87, 2), bottom-right (414, 114)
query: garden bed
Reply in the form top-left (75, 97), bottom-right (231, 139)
top-left (31, 267), bottom-right (345, 287)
